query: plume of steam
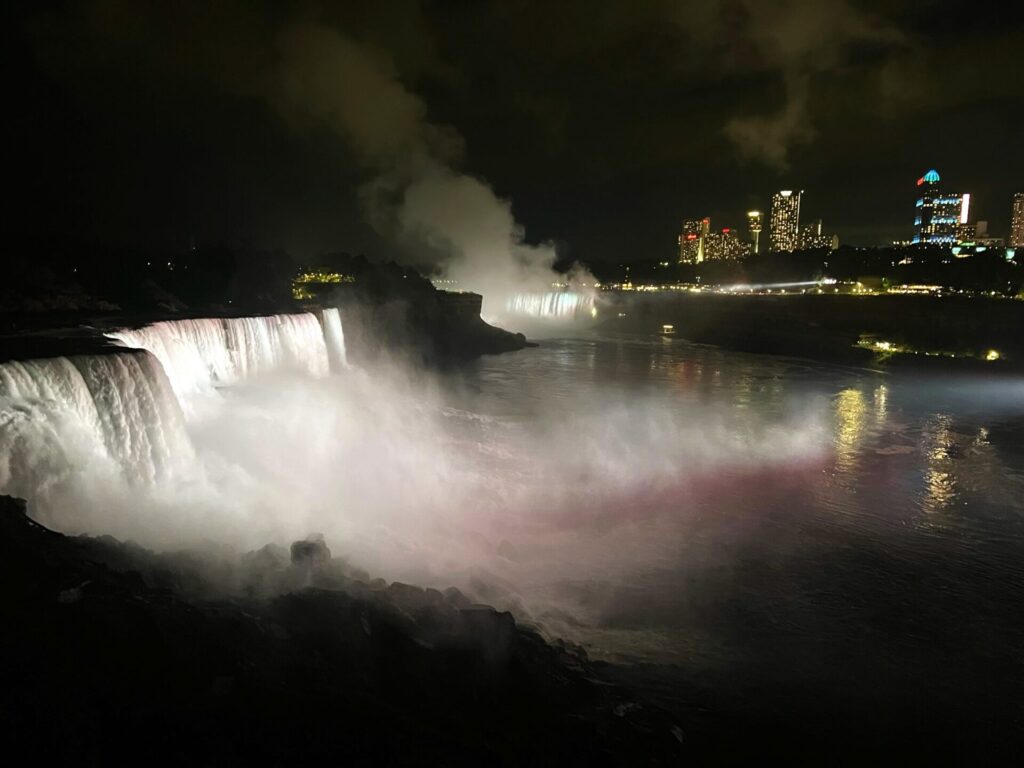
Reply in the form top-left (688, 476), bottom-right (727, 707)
top-left (708, 0), bottom-right (905, 169)
top-left (724, 75), bottom-right (814, 170)
top-left (268, 25), bottom-right (432, 168)
top-left (264, 24), bottom-right (586, 312)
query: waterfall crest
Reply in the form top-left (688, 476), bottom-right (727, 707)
top-left (107, 311), bottom-right (347, 397)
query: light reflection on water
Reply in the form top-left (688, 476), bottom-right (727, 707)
top-left (834, 387), bottom-right (868, 475)
top-left (443, 334), bottom-right (1024, 728)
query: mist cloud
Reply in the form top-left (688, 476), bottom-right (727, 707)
top-left (259, 22), bottom-right (582, 310)
top-left (701, 0), bottom-right (905, 169)
top-left (11, 347), bottom-right (830, 651)
top-left (39, 4), bottom-right (586, 309)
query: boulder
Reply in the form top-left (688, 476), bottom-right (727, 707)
top-left (289, 534), bottom-right (331, 569)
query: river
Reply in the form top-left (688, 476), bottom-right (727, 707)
top-left (439, 332), bottom-right (1024, 747)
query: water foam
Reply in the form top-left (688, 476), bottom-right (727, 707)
top-left (106, 310), bottom-right (347, 397)
top-left (0, 309), bottom-right (347, 505)
top-left (0, 351), bottom-right (193, 495)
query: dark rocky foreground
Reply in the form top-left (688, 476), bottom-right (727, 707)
top-left (4, 498), bottom-right (1022, 766)
top-left (0, 496), bottom-right (680, 766)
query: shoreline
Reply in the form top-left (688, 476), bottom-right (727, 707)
top-left (595, 292), bottom-right (1024, 374)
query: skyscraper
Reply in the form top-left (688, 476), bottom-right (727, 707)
top-left (798, 219), bottom-right (840, 250)
top-left (912, 169), bottom-right (964, 245)
top-left (747, 211), bottom-right (763, 254)
top-left (678, 218), bottom-right (710, 264)
top-left (678, 218), bottom-right (750, 262)
top-left (1011, 193), bottom-right (1024, 248)
top-left (704, 227), bottom-right (750, 260)
top-left (769, 190), bottom-right (801, 252)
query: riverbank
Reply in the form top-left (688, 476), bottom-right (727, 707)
top-left (597, 292), bottom-right (1024, 373)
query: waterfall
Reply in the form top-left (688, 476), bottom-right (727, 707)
top-left (505, 291), bottom-right (596, 319)
top-left (1, 309), bottom-right (348, 507)
top-left (319, 307), bottom-right (350, 372)
top-left (106, 310), bottom-right (348, 397)
top-left (0, 350), bottom-right (193, 496)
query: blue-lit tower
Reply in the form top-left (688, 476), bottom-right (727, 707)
top-left (912, 169), bottom-right (966, 246)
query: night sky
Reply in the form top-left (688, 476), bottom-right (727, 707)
top-left (7, 0), bottom-right (1024, 267)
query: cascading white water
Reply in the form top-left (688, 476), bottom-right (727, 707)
top-left (106, 310), bottom-right (347, 397)
top-left (1, 309), bottom-right (348, 509)
top-left (319, 307), bottom-right (350, 372)
top-left (0, 350), bottom-right (193, 497)
top-left (505, 291), bottom-right (596, 320)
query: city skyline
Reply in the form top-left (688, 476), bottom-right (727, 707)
top-left (679, 173), bottom-right (1018, 258)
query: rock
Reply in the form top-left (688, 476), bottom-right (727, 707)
top-left (457, 605), bottom-right (517, 666)
top-left (57, 581), bottom-right (90, 604)
top-left (385, 581), bottom-right (428, 614)
top-left (443, 586), bottom-right (472, 609)
top-left (0, 495), bottom-right (682, 764)
top-left (243, 543), bottom-right (290, 571)
top-left (289, 534), bottom-right (331, 569)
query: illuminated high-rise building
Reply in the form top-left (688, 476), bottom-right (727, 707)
top-left (798, 218), bottom-right (839, 250)
top-left (956, 221), bottom-right (976, 244)
top-left (705, 227), bottom-right (751, 260)
top-left (678, 218), bottom-right (750, 262)
top-left (769, 190), bottom-right (801, 252)
top-left (912, 169), bottom-right (965, 246)
top-left (747, 211), bottom-right (763, 254)
top-left (1011, 192), bottom-right (1024, 248)
top-left (678, 217), bottom-right (710, 264)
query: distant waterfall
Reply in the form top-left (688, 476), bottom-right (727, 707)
top-left (106, 309), bottom-right (348, 397)
top-left (505, 291), bottom-right (596, 320)
top-left (0, 350), bottom-right (193, 494)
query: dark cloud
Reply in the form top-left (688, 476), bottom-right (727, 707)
top-left (6, 0), bottom-right (1024, 265)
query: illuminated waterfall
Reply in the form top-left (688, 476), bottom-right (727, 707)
top-left (106, 310), bottom-right (348, 397)
top-left (505, 291), bottom-right (596, 320)
top-left (0, 309), bottom-right (348, 503)
top-left (0, 350), bottom-right (193, 493)
top-left (319, 307), bottom-right (350, 372)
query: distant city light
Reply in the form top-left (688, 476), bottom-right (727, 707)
top-left (292, 269), bottom-right (354, 301)
top-left (720, 279), bottom-right (827, 293)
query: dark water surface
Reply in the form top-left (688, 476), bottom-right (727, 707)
top-left (444, 334), bottom-right (1024, 754)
